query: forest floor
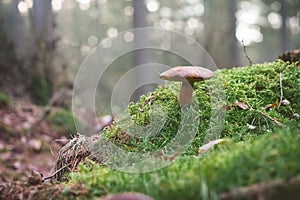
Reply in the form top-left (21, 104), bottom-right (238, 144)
top-left (1, 59), bottom-right (300, 200)
top-left (0, 98), bottom-right (68, 185)
top-left (0, 94), bottom-right (95, 199)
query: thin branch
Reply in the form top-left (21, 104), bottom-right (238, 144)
top-left (255, 110), bottom-right (285, 127)
top-left (278, 72), bottom-right (283, 108)
top-left (42, 164), bottom-right (69, 182)
top-left (246, 103), bottom-right (285, 127)
top-left (241, 40), bottom-right (252, 66)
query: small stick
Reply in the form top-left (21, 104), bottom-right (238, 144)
top-left (42, 164), bottom-right (69, 181)
top-left (245, 102), bottom-right (285, 127)
top-left (241, 40), bottom-right (252, 66)
top-left (278, 72), bottom-right (283, 109)
top-left (255, 110), bottom-right (285, 127)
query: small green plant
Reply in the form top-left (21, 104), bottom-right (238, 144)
top-left (0, 91), bottom-right (11, 108)
top-left (29, 75), bottom-right (51, 105)
top-left (48, 109), bottom-right (81, 137)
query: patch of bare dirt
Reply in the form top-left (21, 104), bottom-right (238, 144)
top-left (0, 100), bottom-right (68, 183)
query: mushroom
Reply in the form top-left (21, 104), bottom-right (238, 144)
top-left (97, 192), bottom-right (154, 200)
top-left (159, 66), bottom-right (214, 106)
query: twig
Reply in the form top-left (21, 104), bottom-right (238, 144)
top-left (241, 40), bottom-right (252, 66)
top-left (42, 164), bottom-right (69, 181)
top-left (240, 102), bottom-right (285, 127)
top-left (139, 92), bottom-right (156, 111)
top-left (49, 138), bottom-right (70, 157)
top-left (278, 72), bottom-right (283, 109)
top-left (255, 110), bottom-right (285, 127)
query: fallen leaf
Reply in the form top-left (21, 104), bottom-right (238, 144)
top-left (264, 99), bottom-right (279, 110)
top-left (264, 103), bottom-right (275, 110)
top-left (222, 105), bottom-right (232, 110)
top-left (198, 139), bottom-right (226, 153)
top-left (232, 101), bottom-right (249, 110)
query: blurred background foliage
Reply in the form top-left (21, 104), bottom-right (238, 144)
top-left (0, 0), bottom-right (299, 113)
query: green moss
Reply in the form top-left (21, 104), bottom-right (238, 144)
top-left (48, 109), bottom-right (82, 137)
top-left (70, 128), bottom-right (300, 200)
top-left (0, 91), bottom-right (11, 108)
top-left (67, 61), bottom-right (300, 199)
top-left (29, 75), bottom-right (51, 105)
top-left (104, 61), bottom-right (300, 153)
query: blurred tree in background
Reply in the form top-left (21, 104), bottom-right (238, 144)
top-left (0, 0), bottom-right (65, 105)
top-left (29, 0), bottom-right (61, 104)
top-left (0, 0), bottom-right (299, 111)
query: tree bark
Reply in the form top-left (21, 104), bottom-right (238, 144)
top-left (30, 0), bottom-right (59, 104)
top-left (132, 0), bottom-right (151, 102)
top-left (32, 0), bottom-right (54, 40)
top-left (11, 0), bottom-right (26, 59)
top-left (229, 0), bottom-right (241, 66)
top-left (279, 0), bottom-right (289, 52)
top-left (203, 0), bottom-right (214, 56)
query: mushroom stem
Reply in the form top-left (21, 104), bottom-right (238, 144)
top-left (178, 80), bottom-right (194, 106)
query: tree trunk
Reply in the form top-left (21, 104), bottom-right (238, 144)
top-left (229, 0), bottom-right (240, 66)
top-left (11, 0), bottom-right (26, 59)
top-left (132, 0), bottom-right (151, 102)
top-left (203, 0), bottom-right (214, 56)
top-left (279, 0), bottom-right (289, 52)
top-left (30, 0), bottom-right (58, 104)
top-left (32, 0), bottom-right (54, 40)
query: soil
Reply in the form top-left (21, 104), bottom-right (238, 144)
top-left (0, 98), bottom-right (71, 199)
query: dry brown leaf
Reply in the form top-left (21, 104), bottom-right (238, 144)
top-left (264, 99), bottom-right (279, 110)
top-left (222, 105), bottom-right (232, 111)
top-left (232, 101), bottom-right (249, 110)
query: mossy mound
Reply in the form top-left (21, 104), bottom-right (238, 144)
top-left (70, 128), bottom-right (300, 200)
top-left (104, 60), bottom-right (300, 153)
top-left (57, 61), bottom-right (300, 199)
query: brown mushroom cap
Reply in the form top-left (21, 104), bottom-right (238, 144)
top-left (97, 192), bottom-right (154, 200)
top-left (159, 66), bottom-right (214, 82)
top-left (159, 66), bottom-right (214, 106)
